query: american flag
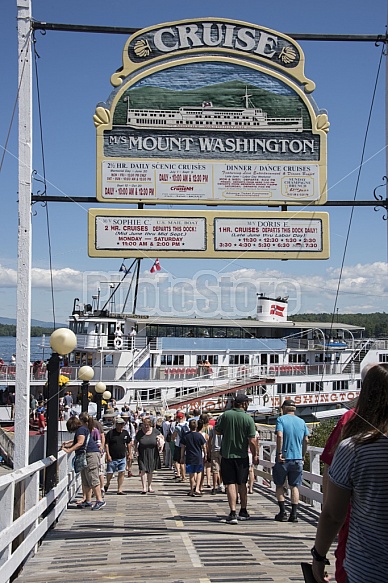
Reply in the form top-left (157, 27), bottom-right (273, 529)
top-left (150, 258), bottom-right (161, 273)
top-left (270, 304), bottom-right (285, 317)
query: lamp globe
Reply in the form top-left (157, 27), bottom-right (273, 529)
top-left (50, 328), bottom-right (77, 355)
top-left (78, 366), bottom-right (94, 381)
top-left (95, 382), bottom-right (106, 395)
top-left (102, 390), bottom-right (112, 401)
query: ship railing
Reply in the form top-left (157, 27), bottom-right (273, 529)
top-left (116, 344), bottom-right (151, 381)
top-left (0, 450), bottom-right (80, 583)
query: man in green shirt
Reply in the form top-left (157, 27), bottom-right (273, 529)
top-left (216, 394), bottom-right (258, 524)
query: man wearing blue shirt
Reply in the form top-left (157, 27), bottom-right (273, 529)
top-left (272, 399), bottom-right (309, 523)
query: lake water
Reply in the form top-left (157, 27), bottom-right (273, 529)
top-left (0, 336), bottom-right (50, 363)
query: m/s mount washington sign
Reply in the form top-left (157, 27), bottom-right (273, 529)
top-left (94, 18), bottom-right (329, 206)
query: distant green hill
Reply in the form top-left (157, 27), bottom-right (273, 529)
top-left (0, 318), bottom-right (66, 337)
top-left (288, 312), bottom-right (388, 338)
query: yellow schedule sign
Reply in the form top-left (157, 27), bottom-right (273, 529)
top-left (88, 209), bottom-right (329, 259)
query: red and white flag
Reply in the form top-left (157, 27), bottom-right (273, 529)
top-left (150, 258), bottom-right (161, 273)
top-left (270, 304), bottom-right (285, 317)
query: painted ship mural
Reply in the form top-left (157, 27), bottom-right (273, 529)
top-left (125, 88), bottom-right (304, 133)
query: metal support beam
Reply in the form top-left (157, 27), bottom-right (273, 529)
top-left (30, 21), bottom-right (385, 43)
top-left (31, 194), bottom-right (388, 208)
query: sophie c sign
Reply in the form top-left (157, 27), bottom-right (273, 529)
top-left (94, 18), bottom-right (329, 206)
top-left (88, 209), bottom-right (329, 259)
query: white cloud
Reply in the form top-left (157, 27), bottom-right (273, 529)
top-left (0, 261), bottom-right (387, 321)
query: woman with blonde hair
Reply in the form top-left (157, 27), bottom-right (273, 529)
top-left (311, 364), bottom-right (388, 582)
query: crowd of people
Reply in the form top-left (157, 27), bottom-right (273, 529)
top-left (56, 361), bottom-right (388, 581)
top-left (60, 398), bottom-right (262, 520)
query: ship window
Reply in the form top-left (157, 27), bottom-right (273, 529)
top-left (173, 355), bottom-right (184, 366)
top-left (147, 325), bottom-right (158, 337)
top-left (379, 353), bottom-right (388, 363)
top-left (161, 355), bottom-right (173, 366)
top-left (197, 354), bottom-right (218, 365)
top-left (333, 380), bottom-right (348, 391)
top-left (103, 354), bottom-right (113, 365)
top-left (289, 354), bottom-right (305, 363)
top-left (148, 388), bottom-right (161, 400)
top-left (198, 327), bottom-right (210, 337)
top-left (277, 383), bottom-right (296, 394)
top-left (269, 354), bottom-right (279, 364)
top-left (227, 328), bottom-right (242, 338)
top-left (166, 326), bottom-right (175, 337)
top-left (229, 354), bottom-right (249, 365)
top-left (213, 327), bottom-right (226, 338)
top-left (306, 382), bottom-right (323, 392)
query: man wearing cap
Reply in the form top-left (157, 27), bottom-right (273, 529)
top-left (273, 399), bottom-right (309, 523)
top-left (105, 416), bottom-right (132, 495)
top-left (215, 393), bottom-right (258, 524)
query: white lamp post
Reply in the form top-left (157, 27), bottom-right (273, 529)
top-left (95, 381), bottom-right (106, 420)
top-left (78, 365), bottom-right (94, 412)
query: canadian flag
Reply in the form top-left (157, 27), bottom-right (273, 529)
top-left (150, 258), bottom-right (161, 273)
top-left (270, 304), bottom-right (285, 317)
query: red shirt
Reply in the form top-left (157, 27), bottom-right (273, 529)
top-left (320, 409), bottom-right (355, 465)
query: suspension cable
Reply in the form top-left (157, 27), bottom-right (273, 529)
top-left (32, 32), bottom-right (56, 329)
top-left (328, 44), bottom-right (385, 336)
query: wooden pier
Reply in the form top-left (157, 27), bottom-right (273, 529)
top-left (15, 464), bottom-right (336, 583)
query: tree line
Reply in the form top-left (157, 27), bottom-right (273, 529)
top-left (288, 312), bottom-right (388, 338)
top-left (0, 324), bottom-right (54, 337)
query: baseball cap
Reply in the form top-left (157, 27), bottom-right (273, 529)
top-left (176, 412), bottom-right (185, 419)
top-left (115, 416), bottom-right (125, 424)
top-left (281, 399), bottom-right (296, 408)
top-left (234, 393), bottom-right (250, 403)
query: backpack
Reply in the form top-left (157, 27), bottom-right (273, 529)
top-left (177, 424), bottom-right (190, 439)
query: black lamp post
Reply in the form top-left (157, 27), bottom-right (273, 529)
top-left (95, 382), bottom-right (106, 420)
top-left (78, 366), bottom-right (94, 413)
top-left (45, 328), bottom-right (77, 494)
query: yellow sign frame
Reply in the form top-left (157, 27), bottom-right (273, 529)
top-left (88, 209), bottom-right (329, 259)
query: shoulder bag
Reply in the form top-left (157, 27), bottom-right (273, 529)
top-left (73, 432), bottom-right (90, 473)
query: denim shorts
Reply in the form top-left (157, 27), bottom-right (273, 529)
top-left (272, 460), bottom-right (303, 487)
top-left (106, 457), bottom-right (126, 474)
top-left (186, 463), bottom-right (203, 474)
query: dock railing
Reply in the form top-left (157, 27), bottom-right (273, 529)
top-left (254, 441), bottom-right (323, 509)
top-left (0, 451), bottom-right (79, 583)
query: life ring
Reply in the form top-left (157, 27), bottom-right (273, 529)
top-left (114, 337), bottom-right (123, 349)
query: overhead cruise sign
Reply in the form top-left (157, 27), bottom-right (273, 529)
top-left (94, 18), bottom-right (329, 206)
top-left (88, 209), bottom-right (329, 259)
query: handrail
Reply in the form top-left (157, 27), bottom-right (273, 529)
top-left (0, 451), bottom-right (80, 583)
top-left (255, 441), bottom-right (323, 508)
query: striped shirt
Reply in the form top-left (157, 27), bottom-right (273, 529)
top-left (329, 435), bottom-right (388, 583)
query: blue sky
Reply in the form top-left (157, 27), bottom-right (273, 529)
top-left (0, 0), bottom-right (387, 323)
